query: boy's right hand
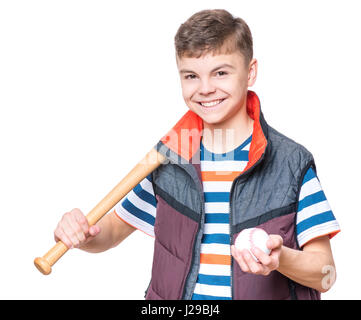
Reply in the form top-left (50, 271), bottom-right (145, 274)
top-left (54, 208), bottom-right (101, 249)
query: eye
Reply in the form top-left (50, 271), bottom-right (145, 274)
top-left (184, 74), bottom-right (197, 80)
top-left (216, 71), bottom-right (227, 76)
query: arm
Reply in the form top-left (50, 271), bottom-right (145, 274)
top-left (54, 208), bottom-right (136, 254)
top-left (54, 175), bottom-right (156, 253)
top-left (231, 235), bottom-right (336, 293)
top-left (277, 236), bottom-right (336, 292)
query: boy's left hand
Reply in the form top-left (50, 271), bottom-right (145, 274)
top-left (231, 235), bottom-right (283, 276)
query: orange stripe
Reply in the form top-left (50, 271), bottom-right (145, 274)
top-left (201, 171), bottom-right (241, 182)
top-left (200, 253), bottom-right (231, 265)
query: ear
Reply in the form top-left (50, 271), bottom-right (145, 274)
top-left (247, 58), bottom-right (258, 87)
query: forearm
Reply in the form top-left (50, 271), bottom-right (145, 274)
top-left (79, 234), bottom-right (114, 254)
top-left (79, 238), bottom-right (114, 253)
top-left (277, 245), bottom-right (336, 293)
top-left (79, 211), bottom-right (135, 253)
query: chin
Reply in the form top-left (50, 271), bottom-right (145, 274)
top-left (195, 111), bottom-right (228, 126)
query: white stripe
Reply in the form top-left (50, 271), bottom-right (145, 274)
top-left (299, 177), bottom-right (322, 201)
top-left (115, 205), bottom-right (154, 237)
top-left (201, 160), bottom-right (248, 172)
top-left (297, 220), bottom-right (340, 247)
top-left (139, 177), bottom-right (155, 195)
top-left (193, 283), bottom-right (231, 298)
top-left (126, 190), bottom-right (156, 218)
top-left (203, 181), bottom-right (233, 192)
top-left (243, 142), bottom-right (251, 151)
top-left (205, 202), bottom-right (229, 213)
top-left (198, 263), bottom-right (231, 276)
top-left (204, 223), bottom-right (229, 234)
top-left (297, 200), bottom-right (332, 224)
top-left (200, 243), bottom-right (231, 255)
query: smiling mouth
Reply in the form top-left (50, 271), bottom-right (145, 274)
top-left (198, 99), bottom-right (225, 108)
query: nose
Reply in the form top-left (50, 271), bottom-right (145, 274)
top-left (198, 78), bottom-right (216, 96)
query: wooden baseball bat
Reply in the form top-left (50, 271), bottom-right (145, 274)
top-left (34, 147), bottom-right (166, 275)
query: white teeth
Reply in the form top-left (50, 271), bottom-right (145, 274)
top-left (200, 99), bottom-right (223, 107)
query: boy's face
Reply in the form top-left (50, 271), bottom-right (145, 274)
top-left (177, 50), bottom-right (257, 126)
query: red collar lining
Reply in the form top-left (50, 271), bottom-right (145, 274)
top-left (160, 90), bottom-right (267, 168)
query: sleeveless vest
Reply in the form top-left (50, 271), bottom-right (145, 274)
top-left (145, 91), bottom-right (320, 300)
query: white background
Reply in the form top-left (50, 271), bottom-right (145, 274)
top-left (0, 0), bottom-right (360, 300)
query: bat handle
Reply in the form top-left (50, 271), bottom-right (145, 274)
top-left (34, 241), bottom-right (68, 275)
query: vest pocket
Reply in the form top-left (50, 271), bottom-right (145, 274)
top-left (231, 211), bottom-right (297, 300)
top-left (150, 239), bottom-right (188, 300)
top-left (233, 267), bottom-right (292, 300)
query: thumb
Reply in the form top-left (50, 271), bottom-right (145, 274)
top-left (267, 235), bottom-right (283, 250)
top-left (88, 225), bottom-right (101, 237)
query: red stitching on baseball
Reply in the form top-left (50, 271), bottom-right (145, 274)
top-left (249, 228), bottom-right (257, 248)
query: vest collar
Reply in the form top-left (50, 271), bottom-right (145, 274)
top-left (243, 90), bottom-right (268, 173)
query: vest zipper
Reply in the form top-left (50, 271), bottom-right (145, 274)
top-left (181, 191), bottom-right (205, 299)
top-left (229, 178), bottom-right (237, 299)
top-left (229, 153), bottom-right (267, 299)
top-left (174, 164), bottom-right (205, 300)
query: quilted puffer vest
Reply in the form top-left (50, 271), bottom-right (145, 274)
top-left (145, 91), bottom-right (320, 300)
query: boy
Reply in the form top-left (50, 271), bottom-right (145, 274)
top-left (54, 9), bottom-right (340, 300)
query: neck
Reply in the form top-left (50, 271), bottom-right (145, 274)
top-left (202, 104), bottom-right (254, 154)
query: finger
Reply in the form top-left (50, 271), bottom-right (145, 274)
top-left (268, 249), bottom-right (281, 270)
top-left (89, 225), bottom-right (100, 237)
top-left (267, 235), bottom-right (283, 250)
top-left (69, 212), bottom-right (88, 244)
top-left (231, 246), bottom-right (250, 273)
top-left (72, 208), bottom-right (89, 235)
top-left (251, 246), bottom-right (272, 266)
top-left (55, 224), bottom-right (74, 249)
top-left (62, 214), bottom-right (84, 247)
top-left (242, 249), bottom-right (263, 274)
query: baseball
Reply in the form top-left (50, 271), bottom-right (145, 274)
top-left (234, 228), bottom-right (271, 262)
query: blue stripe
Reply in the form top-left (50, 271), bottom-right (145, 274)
top-left (202, 233), bottom-right (230, 244)
top-left (192, 293), bottom-right (231, 300)
top-left (237, 134), bottom-right (252, 151)
top-left (302, 167), bottom-right (317, 184)
top-left (233, 150), bottom-right (249, 161)
top-left (298, 190), bottom-right (327, 211)
top-left (204, 192), bottom-right (229, 202)
top-left (197, 274), bottom-right (231, 286)
top-left (200, 134), bottom-right (251, 161)
top-left (133, 183), bottom-right (157, 207)
top-left (121, 199), bottom-right (155, 226)
top-left (201, 149), bottom-right (249, 161)
top-left (205, 213), bottom-right (229, 223)
top-left (297, 210), bottom-right (336, 234)
top-left (212, 150), bottom-right (248, 162)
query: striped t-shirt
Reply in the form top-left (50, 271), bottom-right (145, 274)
top-left (113, 134), bottom-right (340, 300)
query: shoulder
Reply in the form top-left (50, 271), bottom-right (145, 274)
top-left (266, 125), bottom-right (315, 170)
